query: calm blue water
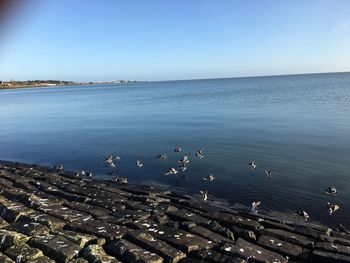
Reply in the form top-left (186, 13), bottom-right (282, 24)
top-left (1, 72), bottom-right (350, 227)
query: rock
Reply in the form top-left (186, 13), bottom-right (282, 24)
top-left (188, 226), bottom-right (233, 244)
top-left (311, 249), bottom-right (350, 263)
top-left (0, 196), bottom-right (35, 223)
top-left (19, 211), bottom-right (67, 230)
top-left (166, 210), bottom-right (211, 225)
top-left (204, 221), bottom-right (235, 241)
top-left (29, 234), bottom-right (81, 263)
top-left (38, 204), bottom-right (92, 222)
top-left (0, 229), bottom-right (30, 250)
top-left (319, 234), bottom-right (350, 246)
top-left (4, 243), bottom-right (44, 262)
top-left (67, 259), bottom-right (89, 263)
top-left (126, 230), bottom-right (186, 263)
top-left (63, 201), bottom-right (111, 217)
top-left (65, 218), bottom-right (129, 240)
top-left (112, 209), bottom-right (150, 221)
top-left (195, 250), bottom-right (246, 263)
top-left (0, 252), bottom-right (15, 263)
top-left (257, 235), bottom-right (309, 260)
top-left (81, 244), bottom-right (120, 263)
top-left (28, 256), bottom-right (57, 263)
top-left (55, 230), bottom-right (97, 248)
top-left (105, 239), bottom-right (163, 263)
top-left (314, 241), bottom-right (350, 256)
top-left (220, 238), bottom-right (288, 263)
top-left (5, 220), bottom-right (50, 236)
top-left (204, 211), bottom-right (263, 231)
top-left (259, 228), bottom-right (315, 248)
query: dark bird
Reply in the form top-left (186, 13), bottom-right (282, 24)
top-left (265, 170), bottom-right (273, 178)
top-left (157, 153), bottom-right (168, 160)
top-left (174, 146), bottom-right (182, 153)
top-left (326, 186), bottom-right (337, 195)
top-left (203, 174), bottom-right (215, 181)
top-left (53, 164), bottom-right (64, 171)
top-left (249, 161), bottom-right (256, 169)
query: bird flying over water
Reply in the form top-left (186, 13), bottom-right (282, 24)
top-left (136, 157), bottom-right (144, 168)
top-left (200, 190), bottom-right (208, 201)
top-left (203, 174), bottom-right (215, 181)
top-left (178, 154), bottom-right (190, 165)
top-left (249, 161), bottom-right (256, 169)
top-left (250, 201), bottom-right (261, 214)
top-left (265, 170), bottom-right (272, 178)
top-left (174, 146), bottom-right (182, 153)
top-left (326, 186), bottom-right (337, 195)
top-left (105, 155), bottom-right (120, 168)
top-left (157, 153), bottom-right (168, 160)
top-left (164, 168), bottom-right (178, 175)
top-left (196, 148), bottom-right (204, 159)
top-left (327, 202), bottom-right (340, 215)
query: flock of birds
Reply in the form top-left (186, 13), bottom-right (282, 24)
top-left (54, 146), bottom-right (341, 223)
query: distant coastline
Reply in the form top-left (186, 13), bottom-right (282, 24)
top-left (0, 79), bottom-right (142, 90)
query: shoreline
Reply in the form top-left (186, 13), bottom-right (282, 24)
top-left (0, 160), bottom-right (350, 262)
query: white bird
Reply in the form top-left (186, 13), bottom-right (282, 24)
top-left (53, 164), bottom-right (64, 171)
top-left (250, 201), bottom-right (261, 214)
top-left (164, 168), bottom-right (178, 176)
top-left (178, 154), bottom-right (190, 166)
top-left (298, 210), bottom-right (310, 222)
top-left (196, 148), bottom-right (204, 159)
top-left (105, 155), bottom-right (120, 168)
top-left (203, 174), bottom-right (215, 181)
top-left (200, 190), bottom-right (208, 201)
top-left (327, 202), bottom-right (340, 215)
top-left (115, 176), bottom-right (128, 185)
top-left (249, 161), bottom-right (256, 169)
top-left (136, 157), bottom-right (144, 168)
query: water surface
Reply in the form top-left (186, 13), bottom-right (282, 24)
top-left (1, 72), bottom-right (350, 227)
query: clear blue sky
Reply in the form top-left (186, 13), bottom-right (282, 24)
top-left (0, 0), bottom-right (350, 81)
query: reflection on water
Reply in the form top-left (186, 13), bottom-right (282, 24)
top-left (1, 72), bottom-right (350, 227)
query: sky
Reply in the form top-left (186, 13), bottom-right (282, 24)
top-left (0, 0), bottom-right (350, 81)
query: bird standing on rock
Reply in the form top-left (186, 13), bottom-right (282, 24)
top-left (250, 201), bottom-right (261, 214)
top-left (200, 190), bottom-right (208, 201)
top-left (115, 176), bottom-right (128, 185)
top-left (298, 210), bottom-right (310, 222)
top-left (53, 164), bottom-right (64, 171)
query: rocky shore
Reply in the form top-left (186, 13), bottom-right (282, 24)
top-left (0, 160), bottom-right (350, 262)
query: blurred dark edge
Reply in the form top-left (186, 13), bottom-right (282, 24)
top-left (0, 0), bottom-right (21, 27)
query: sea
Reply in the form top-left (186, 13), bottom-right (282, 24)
top-left (1, 72), bottom-right (350, 227)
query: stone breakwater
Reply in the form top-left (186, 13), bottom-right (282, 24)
top-left (0, 161), bottom-right (350, 263)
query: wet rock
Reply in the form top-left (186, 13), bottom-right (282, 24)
top-left (0, 196), bottom-right (35, 223)
top-left (81, 244), bottom-right (120, 263)
top-left (257, 235), bottom-right (309, 260)
top-left (204, 221), bottom-right (235, 241)
top-left (29, 234), bottom-right (81, 263)
top-left (126, 230), bottom-right (186, 263)
top-left (220, 238), bottom-right (288, 263)
top-left (153, 213), bottom-right (170, 225)
top-left (105, 239), bottom-right (163, 263)
top-left (0, 252), bottom-right (14, 263)
top-left (19, 211), bottom-right (67, 230)
top-left (319, 234), bottom-right (350, 246)
top-left (166, 210), bottom-right (211, 225)
top-left (54, 230), bottom-right (97, 248)
top-left (112, 209), bottom-right (151, 222)
top-left (311, 249), bottom-right (350, 263)
top-left (0, 229), bottom-right (30, 250)
top-left (0, 217), bottom-right (9, 228)
top-left (4, 243), bottom-right (44, 262)
top-left (67, 258), bottom-right (88, 263)
top-left (65, 218), bottom-right (129, 240)
top-left (63, 201), bottom-right (111, 217)
top-left (5, 220), bottom-right (50, 236)
top-left (30, 256), bottom-right (57, 263)
top-left (259, 228), bottom-right (315, 248)
top-left (195, 250), bottom-right (246, 263)
top-left (188, 225), bottom-right (233, 244)
top-left (204, 211), bottom-right (263, 231)
top-left (314, 241), bottom-right (350, 256)
top-left (38, 204), bottom-right (92, 222)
